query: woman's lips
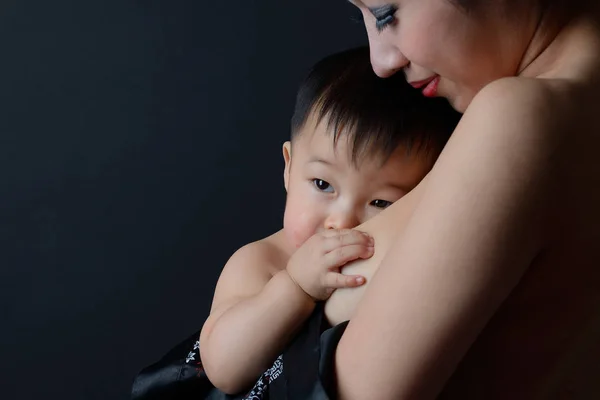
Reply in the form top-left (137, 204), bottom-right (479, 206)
top-left (422, 76), bottom-right (440, 97)
top-left (409, 75), bottom-right (440, 97)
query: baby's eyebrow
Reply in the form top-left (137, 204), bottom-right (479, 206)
top-left (308, 157), bottom-right (334, 166)
top-left (386, 182), bottom-right (411, 193)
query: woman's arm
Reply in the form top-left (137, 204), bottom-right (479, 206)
top-left (334, 79), bottom-right (558, 399)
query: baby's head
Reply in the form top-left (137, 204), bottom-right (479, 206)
top-left (282, 47), bottom-right (460, 248)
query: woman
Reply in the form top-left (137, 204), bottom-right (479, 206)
top-left (323, 0), bottom-right (600, 398)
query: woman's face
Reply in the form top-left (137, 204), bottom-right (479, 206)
top-left (350, 0), bottom-right (535, 111)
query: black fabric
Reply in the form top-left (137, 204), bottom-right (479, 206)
top-left (131, 330), bottom-right (219, 400)
top-left (131, 305), bottom-right (349, 400)
top-left (317, 321), bottom-right (349, 398)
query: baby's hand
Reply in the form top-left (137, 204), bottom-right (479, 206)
top-left (286, 229), bottom-right (373, 301)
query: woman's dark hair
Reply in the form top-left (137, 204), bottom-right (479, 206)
top-left (290, 46), bottom-right (461, 164)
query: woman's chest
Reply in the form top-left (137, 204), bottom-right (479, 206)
top-left (324, 233), bottom-right (391, 325)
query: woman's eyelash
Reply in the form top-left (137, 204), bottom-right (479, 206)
top-left (372, 5), bottom-right (398, 33)
top-left (350, 5), bottom-right (397, 32)
top-left (375, 14), bottom-right (396, 32)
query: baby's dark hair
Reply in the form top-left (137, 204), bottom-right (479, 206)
top-left (290, 46), bottom-right (461, 165)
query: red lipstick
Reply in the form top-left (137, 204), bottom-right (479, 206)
top-left (421, 76), bottom-right (440, 98)
top-left (409, 77), bottom-right (435, 89)
top-left (409, 75), bottom-right (440, 97)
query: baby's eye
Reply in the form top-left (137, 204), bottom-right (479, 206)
top-left (313, 179), bottom-right (334, 193)
top-left (370, 199), bottom-right (393, 209)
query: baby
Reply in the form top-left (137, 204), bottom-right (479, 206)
top-left (199, 46), bottom-right (460, 395)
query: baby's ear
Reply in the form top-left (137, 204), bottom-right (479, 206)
top-left (282, 141), bottom-right (292, 192)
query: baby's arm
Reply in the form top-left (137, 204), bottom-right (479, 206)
top-left (200, 229), bottom-right (372, 395)
top-left (199, 241), bottom-right (313, 394)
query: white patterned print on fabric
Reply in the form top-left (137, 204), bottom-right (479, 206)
top-left (243, 355), bottom-right (284, 400)
top-left (185, 339), bottom-right (284, 400)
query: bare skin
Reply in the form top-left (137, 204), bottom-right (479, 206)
top-left (324, 5), bottom-right (600, 399)
top-left (199, 114), bottom-right (433, 394)
top-left (325, 175), bottom-right (423, 325)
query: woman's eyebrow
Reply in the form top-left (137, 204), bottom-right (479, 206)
top-left (346, 0), bottom-right (367, 8)
top-left (344, 0), bottom-right (396, 18)
top-left (367, 4), bottom-right (396, 18)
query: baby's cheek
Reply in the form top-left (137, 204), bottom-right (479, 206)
top-left (283, 208), bottom-right (319, 249)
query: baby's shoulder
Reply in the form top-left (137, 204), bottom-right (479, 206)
top-left (229, 231), bottom-right (289, 277)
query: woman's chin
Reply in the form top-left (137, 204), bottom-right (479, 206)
top-left (445, 92), bottom-right (470, 113)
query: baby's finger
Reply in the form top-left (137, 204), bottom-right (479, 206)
top-left (322, 230), bottom-right (373, 253)
top-left (324, 243), bottom-right (374, 268)
top-left (323, 272), bottom-right (366, 289)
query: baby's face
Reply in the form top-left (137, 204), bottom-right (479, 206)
top-left (282, 114), bottom-right (433, 249)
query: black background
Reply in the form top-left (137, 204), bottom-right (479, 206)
top-left (2, 1), bottom-right (365, 399)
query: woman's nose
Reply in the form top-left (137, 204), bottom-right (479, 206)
top-left (369, 38), bottom-right (409, 78)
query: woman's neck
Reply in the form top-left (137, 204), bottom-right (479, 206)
top-left (519, 2), bottom-right (600, 81)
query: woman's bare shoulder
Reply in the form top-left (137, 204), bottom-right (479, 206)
top-left (441, 76), bottom-right (575, 193)
top-left (462, 77), bottom-right (568, 143)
